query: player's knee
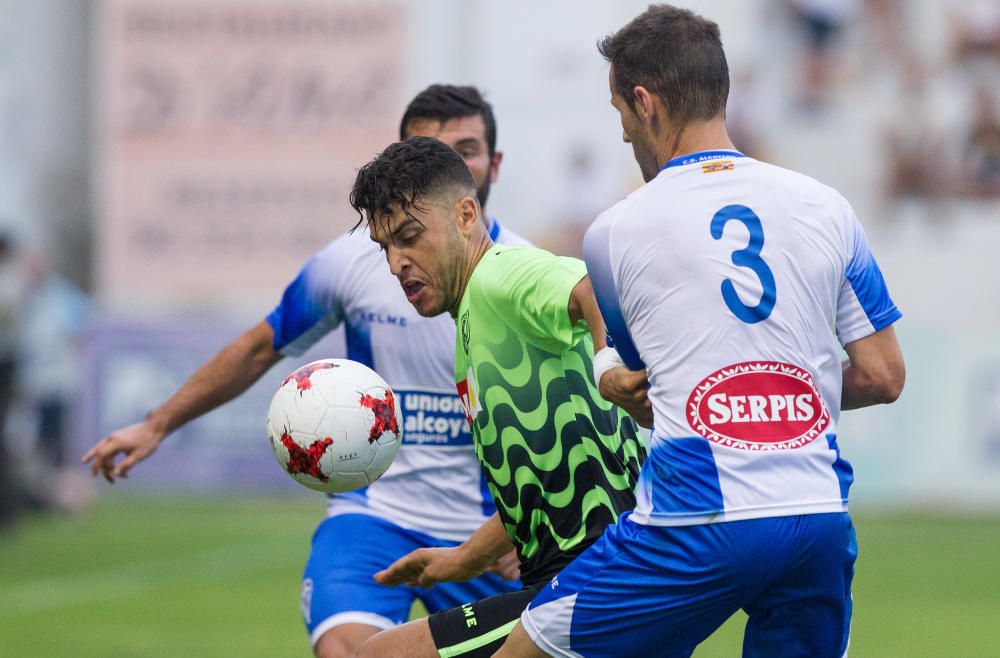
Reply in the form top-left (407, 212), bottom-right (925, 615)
top-left (314, 634), bottom-right (350, 658)
top-left (314, 626), bottom-right (371, 658)
top-left (355, 631), bottom-right (394, 658)
top-left (355, 621), bottom-right (436, 658)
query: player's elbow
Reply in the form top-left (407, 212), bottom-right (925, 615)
top-left (874, 359), bottom-right (905, 404)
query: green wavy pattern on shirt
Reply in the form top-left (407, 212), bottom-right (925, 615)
top-left (469, 328), bottom-right (645, 572)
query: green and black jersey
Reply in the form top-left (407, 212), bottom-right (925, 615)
top-left (454, 245), bottom-right (645, 587)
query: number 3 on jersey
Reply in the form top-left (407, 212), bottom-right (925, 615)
top-left (710, 204), bottom-right (776, 324)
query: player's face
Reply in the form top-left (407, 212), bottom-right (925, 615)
top-left (609, 68), bottom-right (660, 182)
top-left (403, 115), bottom-right (502, 209)
top-left (369, 196), bottom-right (473, 318)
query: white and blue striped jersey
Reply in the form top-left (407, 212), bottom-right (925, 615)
top-left (267, 219), bottom-right (532, 542)
top-left (584, 151), bottom-right (900, 527)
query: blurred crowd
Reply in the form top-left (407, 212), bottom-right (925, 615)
top-left (543, 0), bottom-right (1000, 255)
top-left (0, 232), bottom-right (93, 532)
top-left (752, 0), bottom-right (1000, 205)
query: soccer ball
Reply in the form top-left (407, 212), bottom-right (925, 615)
top-left (266, 359), bottom-right (403, 493)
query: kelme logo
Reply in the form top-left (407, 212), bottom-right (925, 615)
top-left (687, 361), bottom-right (830, 450)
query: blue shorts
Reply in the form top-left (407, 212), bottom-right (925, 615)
top-left (302, 514), bottom-right (519, 646)
top-left (522, 512), bottom-right (856, 658)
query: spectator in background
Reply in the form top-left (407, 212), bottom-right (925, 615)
top-left (882, 91), bottom-right (949, 220)
top-left (18, 254), bottom-right (92, 470)
top-left (950, 0), bottom-right (1000, 66)
top-left (961, 87), bottom-right (1000, 199)
top-left (865, 0), bottom-right (924, 90)
top-left (785, 0), bottom-right (861, 111)
top-left (0, 232), bottom-right (25, 529)
top-left (9, 252), bottom-right (95, 514)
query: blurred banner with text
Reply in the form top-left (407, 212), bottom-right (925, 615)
top-left (96, 0), bottom-right (404, 314)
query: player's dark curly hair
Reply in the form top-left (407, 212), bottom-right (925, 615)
top-left (400, 85), bottom-right (498, 156)
top-left (599, 4), bottom-right (729, 126)
top-left (350, 136), bottom-right (477, 233)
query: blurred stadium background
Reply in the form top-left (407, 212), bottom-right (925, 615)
top-left (0, 0), bottom-right (998, 655)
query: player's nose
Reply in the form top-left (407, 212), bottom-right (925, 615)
top-left (385, 246), bottom-right (408, 276)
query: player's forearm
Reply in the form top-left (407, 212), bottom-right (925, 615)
top-left (147, 320), bottom-right (283, 439)
top-left (568, 275), bottom-right (608, 352)
top-left (455, 513), bottom-right (515, 573)
top-left (840, 326), bottom-right (905, 410)
top-left (840, 360), bottom-right (904, 410)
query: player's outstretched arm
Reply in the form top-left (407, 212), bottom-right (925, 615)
top-left (841, 325), bottom-right (905, 410)
top-left (82, 319), bottom-right (284, 483)
top-left (374, 513), bottom-right (515, 589)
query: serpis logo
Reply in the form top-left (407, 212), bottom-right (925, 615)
top-left (687, 361), bottom-right (830, 450)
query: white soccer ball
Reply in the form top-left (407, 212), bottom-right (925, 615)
top-left (266, 359), bottom-right (403, 493)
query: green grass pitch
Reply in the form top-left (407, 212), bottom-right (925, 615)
top-left (1, 496), bottom-right (998, 657)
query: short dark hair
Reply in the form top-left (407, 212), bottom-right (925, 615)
top-left (599, 4), bottom-right (729, 126)
top-left (350, 136), bottom-right (477, 232)
top-left (400, 85), bottom-right (498, 156)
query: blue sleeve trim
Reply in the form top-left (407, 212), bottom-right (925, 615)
top-left (582, 217), bottom-right (645, 371)
top-left (344, 319), bottom-right (375, 369)
top-left (267, 268), bottom-right (329, 352)
top-left (844, 240), bottom-right (900, 332)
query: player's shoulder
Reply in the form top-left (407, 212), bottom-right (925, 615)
top-left (284, 228), bottom-right (382, 301)
top-left (474, 245), bottom-right (579, 293)
top-left (478, 243), bottom-right (550, 276)
top-left (753, 159), bottom-right (850, 205)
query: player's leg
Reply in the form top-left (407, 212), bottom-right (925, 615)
top-left (491, 622), bottom-right (548, 658)
top-left (303, 514), bottom-right (419, 658)
top-left (741, 513), bottom-right (857, 658)
top-left (355, 617), bottom-right (437, 658)
top-left (314, 624), bottom-right (382, 658)
top-left (358, 587), bottom-right (541, 658)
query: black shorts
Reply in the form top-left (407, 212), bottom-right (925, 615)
top-left (427, 585), bottom-right (543, 657)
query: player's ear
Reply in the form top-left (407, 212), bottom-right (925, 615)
top-left (633, 85), bottom-right (656, 123)
top-left (454, 195), bottom-right (480, 236)
top-left (489, 151), bottom-right (503, 183)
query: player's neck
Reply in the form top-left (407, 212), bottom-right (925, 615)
top-left (658, 117), bottom-right (736, 168)
top-left (449, 233), bottom-right (493, 317)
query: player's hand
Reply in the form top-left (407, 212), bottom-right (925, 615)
top-left (374, 546), bottom-right (488, 589)
top-left (600, 366), bottom-right (653, 428)
top-left (484, 548), bottom-right (520, 581)
top-left (81, 420), bottom-right (164, 484)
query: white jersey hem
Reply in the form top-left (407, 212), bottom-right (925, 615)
top-left (310, 611), bottom-right (396, 646)
top-left (520, 602), bottom-right (585, 658)
top-left (324, 504), bottom-right (478, 544)
top-left (630, 500), bottom-right (848, 526)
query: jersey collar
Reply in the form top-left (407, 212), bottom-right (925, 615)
top-left (660, 149), bottom-right (745, 173)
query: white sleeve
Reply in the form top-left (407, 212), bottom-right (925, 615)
top-left (265, 236), bottom-right (354, 356)
top-left (835, 205), bottom-right (902, 346)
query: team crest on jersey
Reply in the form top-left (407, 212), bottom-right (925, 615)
top-left (702, 160), bottom-right (735, 173)
top-left (687, 361), bottom-right (830, 450)
top-left (461, 311), bottom-right (471, 355)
